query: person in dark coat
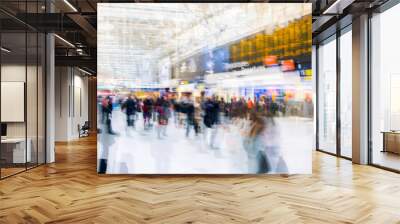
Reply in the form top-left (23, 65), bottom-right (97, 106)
top-left (184, 99), bottom-right (196, 137)
top-left (104, 96), bottom-right (115, 134)
top-left (155, 96), bottom-right (170, 138)
top-left (203, 98), bottom-right (215, 128)
top-left (142, 96), bottom-right (153, 129)
top-left (203, 97), bottom-right (220, 148)
top-left (212, 96), bottom-right (220, 125)
top-left (123, 95), bottom-right (137, 127)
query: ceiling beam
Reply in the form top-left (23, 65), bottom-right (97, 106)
top-left (55, 55), bottom-right (96, 72)
top-left (67, 13), bottom-right (97, 46)
top-left (323, 0), bottom-right (356, 14)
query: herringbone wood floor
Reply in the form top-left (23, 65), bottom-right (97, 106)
top-left (1, 136), bottom-right (400, 224)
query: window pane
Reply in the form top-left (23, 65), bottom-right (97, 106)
top-left (27, 31), bottom-right (38, 169)
top-left (340, 29), bottom-right (352, 158)
top-left (371, 4), bottom-right (400, 171)
top-left (318, 38), bottom-right (337, 154)
top-left (38, 32), bottom-right (46, 165)
top-left (1, 31), bottom-right (27, 177)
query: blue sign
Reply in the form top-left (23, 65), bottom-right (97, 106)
top-left (254, 89), bottom-right (267, 99)
top-left (202, 46), bottom-right (230, 74)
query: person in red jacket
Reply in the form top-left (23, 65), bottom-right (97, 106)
top-left (247, 98), bottom-right (254, 110)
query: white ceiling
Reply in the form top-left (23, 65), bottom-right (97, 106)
top-left (97, 3), bottom-right (311, 83)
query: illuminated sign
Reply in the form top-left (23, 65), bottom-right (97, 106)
top-left (281, 59), bottom-right (296, 72)
top-left (263, 55), bottom-right (278, 66)
top-left (225, 61), bottom-right (249, 70)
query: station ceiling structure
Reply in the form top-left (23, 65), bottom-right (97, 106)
top-left (97, 3), bottom-right (310, 81)
top-left (0, 0), bottom-right (390, 75)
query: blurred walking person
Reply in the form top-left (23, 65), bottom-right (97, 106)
top-left (203, 96), bottom-right (219, 148)
top-left (263, 114), bottom-right (288, 173)
top-left (142, 96), bottom-right (153, 130)
top-left (247, 97), bottom-right (254, 118)
top-left (183, 97), bottom-right (197, 137)
top-left (135, 97), bottom-right (141, 120)
top-left (193, 98), bottom-right (202, 135)
top-left (178, 95), bottom-right (194, 137)
top-left (242, 112), bottom-right (269, 173)
top-left (104, 96), bottom-right (115, 134)
top-left (156, 96), bottom-right (170, 138)
top-left (219, 97), bottom-right (226, 124)
top-left (243, 112), bottom-right (288, 174)
top-left (122, 95), bottom-right (137, 128)
top-left (172, 99), bottom-right (180, 127)
top-left (101, 96), bottom-right (108, 124)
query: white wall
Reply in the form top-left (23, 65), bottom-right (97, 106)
top-left (1, 64), bottom-right (26, 81)
top-left (1, 63), bottom-right (46, 164)
top-left (1, 65), bottom-right (26, 139)
top-left (55, 67), bottom-right (89, 141)
top-left (71, 73), bottom-right (89, 138)
top-left (55, 66), bottom-right (69, 141)
top-left (1, 65), bottom-right (42, 137)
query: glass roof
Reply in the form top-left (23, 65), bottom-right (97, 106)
top-left (98, 3), bottom-right (311, 83)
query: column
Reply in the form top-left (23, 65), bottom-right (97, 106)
top-left (46, 0), bottom-right (55, 163)
top-left (352, 14), bottom-right (369, 164)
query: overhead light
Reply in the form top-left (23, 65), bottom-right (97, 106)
top-left (78, 67), bottom-right (93, 76)
top-left (63, 0), bottom-right (78, 12)
top-left (1, 47), bottom-right (11, 53)
top-left (54, 34), bottom-right (75, 48)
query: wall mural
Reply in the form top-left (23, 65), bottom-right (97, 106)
top-left (97, 3), bottom-right (313, 174)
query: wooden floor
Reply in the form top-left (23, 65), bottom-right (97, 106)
top-left (1, 136), bottom-right (400, 224)
top-left (1, 167), bottom-right (26, 178)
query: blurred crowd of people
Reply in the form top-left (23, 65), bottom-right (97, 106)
top-left (98, 92), bottom-right (313, 174)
